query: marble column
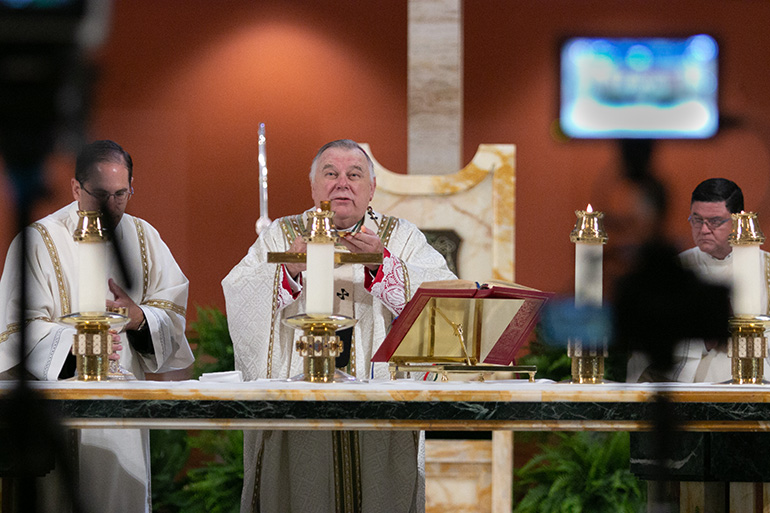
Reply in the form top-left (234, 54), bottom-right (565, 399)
top-left (408, 0), bottom-right (462, 175)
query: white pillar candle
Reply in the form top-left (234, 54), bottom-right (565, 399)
top-left (78, 242), bottom-right (107, 313)
top-left (575, 242), bottom-right (603, 307)
top-left (732, 244), bottom-right (761, 315)
top-left (305, 242), bottom-right (334, 315)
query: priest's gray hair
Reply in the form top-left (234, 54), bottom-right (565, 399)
top-left (309, 139), bottom-right (375, 184)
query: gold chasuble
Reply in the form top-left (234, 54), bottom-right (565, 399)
top-left (223, 209), bottom-right (456, 513)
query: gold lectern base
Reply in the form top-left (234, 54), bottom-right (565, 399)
top-left (388, 363), bottom-right (537, 382)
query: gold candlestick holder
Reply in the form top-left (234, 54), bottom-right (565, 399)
top-left (284, 314), bottom-right (358, 382)
top-left (727, 316), bottom-right (770, 384)
top-left (568, 208), bottom-right (608, 384)
top-left (59, 311), bottom-right (128, 381)
top-left (58, 210), bottom-right (129, 381)
top-left (268, 202), bottom-right (382, 382)
top-left (567, 338), bottom-right (608, 384)
top-left (729, 211), bottom-right (765, 246)
top-left (728, 212), bottom-right (767, 384)
top-left (569, 208), bottom-right (608, 245)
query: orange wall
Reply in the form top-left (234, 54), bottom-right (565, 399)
top-left (464, 0), bottom-right (770, 296)
top-left (2, 0), bottom-right (770, 318)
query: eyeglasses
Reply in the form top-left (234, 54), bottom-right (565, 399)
top-left (79, 182), bottom-right (133, 203)
top-left (688, 215), bottom-right (731, 230)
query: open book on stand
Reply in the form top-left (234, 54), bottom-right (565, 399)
top-left (372, 280), bottom-right (553, 380)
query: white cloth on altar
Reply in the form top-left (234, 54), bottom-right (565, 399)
top-left (0, 201), bottom-right (194, 512)
top-left (222, 210), bottom-right (456, 513)
top-left (627, 246), bottom-right (770, 383)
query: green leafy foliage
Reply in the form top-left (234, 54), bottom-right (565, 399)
top-left (150, 429), bottom-right (191, 513)
top-left (513, 327), bottom-right (643, 512)
top-left (517, 327), bottom-right (572, 382)
top-left (189, 306), bottom-right (235, 377)
top-left (151, 306), bottom-right (242, 513)
top-left (514, 432), bottom-right (645, 513)
top-left (170, 430), bottom-right (244, 513)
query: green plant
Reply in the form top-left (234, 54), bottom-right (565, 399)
top-left (517, 327), bottom-right (572, 382)
top-left (173, 430), bottom-right (244, 513)
top-left (189, 306), bottom-right (235, 377)
top-left (151, 306), bottom-right (242, 513)
top-left (514, 327), bottom-right (643, 512)
top-left (150, 429), bottom-right (191, 513)
top-left (514, 431), bottom-right (645, 513)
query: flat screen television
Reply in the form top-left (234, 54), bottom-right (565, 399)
top-left (560, 35), bottom-right (719, 139)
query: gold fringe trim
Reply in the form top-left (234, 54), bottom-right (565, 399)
top-left (377, 215), bottom-right (397, 247)
top-left (333, 431), bottom-right (362, 513)
top-left (266, 265), bottom-right (282, 380)
top-left (349, 329), bottom-right (356, 377)
top-left (251, 434), bottom-right (267, 513)
top-left (280, 214), bottom-right (306, 244)
top-left (133, 218), bottom-right (149, 303)
top-left (31, 223), bottom-right (70, 315)
top-left (0, 317), bottom-right (51, 344)
top-left (143, 299), bottom-right (186, 317)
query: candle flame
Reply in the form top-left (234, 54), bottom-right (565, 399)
top-left (586, 204), bottom-right (593, 213)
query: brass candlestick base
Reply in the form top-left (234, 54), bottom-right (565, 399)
top-left (284, 314), bottom-right (358, 383)
top-left (567, 338), bottom-right (607, 384)
top-left (59, 311), bottom-right (129, 381)
top-left (728, 316), bottom-right (770, 385)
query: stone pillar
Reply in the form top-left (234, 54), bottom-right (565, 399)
top-left (407, 0), bottom-right (462, 175)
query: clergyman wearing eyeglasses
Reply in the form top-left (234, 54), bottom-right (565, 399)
top-left (0, 139), bottom-right (194, 512)
top-left (627, 177), bottom-right (770, 383)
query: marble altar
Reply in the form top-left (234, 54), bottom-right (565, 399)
top-left (3, 380), bottom-right (770, 432)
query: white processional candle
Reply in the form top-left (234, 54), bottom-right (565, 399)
top-left (78, 242), bottom-right (107, 313)
top-left (732, 244), bottom-right (761, 316)
top-left (575, 242), bottom-right (603, 308)
top-left (305, 242), bottom-right (334, 315)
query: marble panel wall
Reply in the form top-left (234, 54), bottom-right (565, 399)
top-left (408, 0), bottom-right (463, 175)
top-left (365, 143), bottom-right (516, 283)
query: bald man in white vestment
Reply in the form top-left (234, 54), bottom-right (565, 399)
top-left (627, 178), bottom-right (770, 383)
top-left (0, 140), bottom-right (194, 512)
top-left (223, 140), bottom-right (456, 513)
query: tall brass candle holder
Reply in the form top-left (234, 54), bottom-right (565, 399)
top-left (284, 314), bottom-right (357, 383)
top-left (727, 212), bottom-right (768, 384)
top-left (267, 202), bottom-right (382, 383)
top-left (58, 211), bottom-right (127, 381)
top-left (727, 316), bottom-right (769, 384)
top-left (568, 207), bottom-right (608, 384)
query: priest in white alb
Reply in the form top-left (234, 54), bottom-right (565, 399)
top-left (222, 139), bottom-right (456, 513)
top-left (627, 178), bottom-right (770, 383)
top-left (0, 140), bottom-right (194, 512)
